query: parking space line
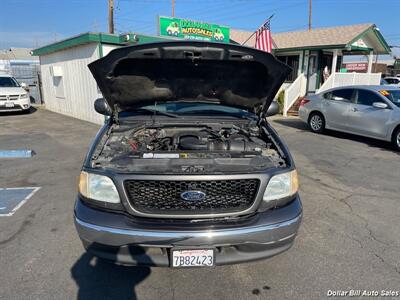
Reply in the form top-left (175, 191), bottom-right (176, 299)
top-left (0, 150), bottom-right (35, 158)
top-left (0, 187), bottom-right (41, 217)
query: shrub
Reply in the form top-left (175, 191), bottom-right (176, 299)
top-left (276, 90), bottom-right (285, 114)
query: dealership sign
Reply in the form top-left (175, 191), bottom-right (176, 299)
top-left (342, 63), bottom-right (368, 73)
top-left (159, 16), bottom-right (230, 43)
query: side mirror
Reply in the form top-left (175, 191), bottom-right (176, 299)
top-left (372, 102), bottom-right (389, 109)
top-left (266, 100), bottom-right (279, 117)
top-left (94, 98), bottom-right (112, 116)
top-left (20, 82), bottom-right (28, 91)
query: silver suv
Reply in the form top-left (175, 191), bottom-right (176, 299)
top-left (74, 41), bottom-right (302, 267)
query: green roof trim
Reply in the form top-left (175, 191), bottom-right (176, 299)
top-left (373, 27), bottom-right (391, 54)
top-left (271, 24), bottom-right (391, 55)
top-left (347, 25), bottom-right (391, 54)
top-left (349, 46), bottom-right (373, 51)
top-left (32, 32), bottom-right (126, 56)
top-left (273, 44), bottom-right (346, 53)
top-left (134, 34), bottom-right (170, 44)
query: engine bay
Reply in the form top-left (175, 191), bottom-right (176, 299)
top-left (92, 122), bottom-right (286, 174)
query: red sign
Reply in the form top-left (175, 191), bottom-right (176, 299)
top-left (343, 63), bottom-right (368, 72)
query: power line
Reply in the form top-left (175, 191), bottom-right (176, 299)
top-left (205, 1), bottom-right (306, 25)
top-left (112, 0), bottom-right (308, 35)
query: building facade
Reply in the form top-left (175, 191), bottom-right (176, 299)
top-left (231, 24), bottom-right (391, 115)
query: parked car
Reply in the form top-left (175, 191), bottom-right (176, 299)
top-left (299, 86), bottom-right (400, 150)
top-left (0, 74), bottom-right (31, 113)
top-left (74, 41), bottom-right (302, 267)
top-left (383, 77), bottom-right (400, 86)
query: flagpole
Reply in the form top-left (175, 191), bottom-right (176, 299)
top-left (241, 14), bottom-right (274, 46)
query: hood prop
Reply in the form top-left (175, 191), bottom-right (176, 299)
top-left (112, 104), bottom-right (120, 125)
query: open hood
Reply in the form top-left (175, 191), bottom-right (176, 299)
top-left (88, 41), bottom-right (291, 114)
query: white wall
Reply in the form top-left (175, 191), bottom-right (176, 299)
top-left (102, 44), bottom-right (120, 56)
top-left (40, 43), bottom-right (104, 124)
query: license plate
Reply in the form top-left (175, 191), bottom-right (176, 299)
top-left (5, 102), bottom-right (14, 108)
top-left (171, 249), bottom-right (215, 267)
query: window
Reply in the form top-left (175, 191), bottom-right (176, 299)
top-left (323, 92), bottom-right (332, 99)
top-left (384, 90), bottom-right (400, 107)
top-left (0, 77), bottom-right (20, 87)
top-left (132, 102), bottom-right (253, 117)
top-left (276, 55), bottom-right (299, 82)
top-left (356, 90), bottom-right (384, 106)
top-left (53, 77), bottom-right (65, 98)
top-left (385, 78), bottom-right (400, 84)
top-left (51, 66), bottom-right (65, 98)
top-left (329, 89), bottom-right (354, 101)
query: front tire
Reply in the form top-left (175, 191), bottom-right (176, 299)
top-left (308, 112), bottom-right (325, 133)
top-left (392, 127), bottom-right (400, 151)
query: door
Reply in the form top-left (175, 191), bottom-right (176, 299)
top-left (307, 52), bottom-right (319, 93)
top-left (347, 89), bottom-right (392, 138)
top-left (322, 88), bottom-right (355, 130)
top-left (320, 53), bottom-right (333, 85)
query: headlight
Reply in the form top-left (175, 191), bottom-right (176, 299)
top-left (20, 93), bottom-right (29, 99)
top-left (263, 170), bottom-right (298, 202)
top-left (78, 171), bottom-right (120, 203)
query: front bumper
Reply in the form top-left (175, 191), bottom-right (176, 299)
top-left (74, 196), bottom-right (302, 266)
top-left (0, 97), bottom-right (31, 112)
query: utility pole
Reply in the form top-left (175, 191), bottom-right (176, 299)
top-left (108, 0), bottom-right (114, 34)
top-left (308, 0), bottom-right (312, 31)
top-left (172, 0), bottom-right (175, 17)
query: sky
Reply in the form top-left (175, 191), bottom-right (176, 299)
top-left (1, 0), bottom-right (400, 57)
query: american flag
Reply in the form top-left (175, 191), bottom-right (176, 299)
top-left (255, 19), bottom-right (273, 53)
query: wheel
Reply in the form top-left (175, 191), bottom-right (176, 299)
top-left (308, 112), bottom-right (325, 133)
top-left (392, 127), bottom-right (400, 151)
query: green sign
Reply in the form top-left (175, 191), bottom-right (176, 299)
top-left (159, 16), bottom-right (230, 43)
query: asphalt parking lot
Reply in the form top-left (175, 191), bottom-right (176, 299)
top-left (0, 108), bottom-right (399, 300)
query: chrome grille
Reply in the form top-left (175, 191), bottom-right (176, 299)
top-left (124, 179), bottom-right (260, 215)
top-left (0, 95), bottom-right (19, 101)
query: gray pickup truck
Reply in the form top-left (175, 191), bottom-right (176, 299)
top-left (74, 41), bottom-right (302, 268)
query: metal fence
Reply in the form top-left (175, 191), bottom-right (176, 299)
top-left (10, 63), bottom-right (42, 104)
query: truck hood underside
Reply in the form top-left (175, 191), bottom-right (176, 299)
top-left (88, 41), bottom-right (291, 113)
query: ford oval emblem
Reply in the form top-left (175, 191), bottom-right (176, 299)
top-left (180, 190), bottom-right (206, 202)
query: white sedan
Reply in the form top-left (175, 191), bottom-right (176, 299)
top-left (0, 74), bottom-right (31, 113)
top-left (383, 77), bottom-right (400, 86)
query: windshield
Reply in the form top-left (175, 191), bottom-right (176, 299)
top-left (120, 102), bottom-right (256, 119)
top-left (384, 90), bottom-right (400, 107)
top-left (0, 77), bottom-right (20, 87)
